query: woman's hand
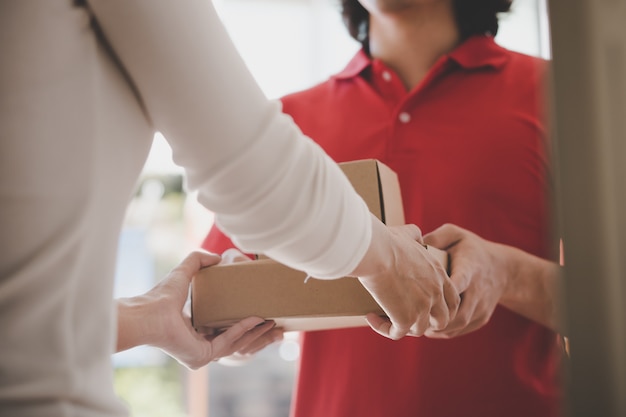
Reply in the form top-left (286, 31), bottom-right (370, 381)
top-left (353, 215), bottom-right (460, 340)
top-left (116, 250), bottom-right (278, 369)
top-left (214, 249), bottom-right (285, 365)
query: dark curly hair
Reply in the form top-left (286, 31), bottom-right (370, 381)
top-left (340, 0), bottom-right (513, 51)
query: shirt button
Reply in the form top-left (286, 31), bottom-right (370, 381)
top-left (382, 71), bottom-right (392, 82)
top-left (398, 112), bottom-right (411, 123)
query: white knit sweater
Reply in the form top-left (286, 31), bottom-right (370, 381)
top-left (0, 1), bottom-right (371, 415)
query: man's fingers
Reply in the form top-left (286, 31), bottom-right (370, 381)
top-left (423, 223), bottom-right (460, 249)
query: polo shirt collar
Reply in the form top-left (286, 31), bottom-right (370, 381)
top-left (333, 34), bottom-right (509, 81)
top-left (334, 49), bottom-right (371, 80)
top-left (448, 34), bottom-right (510, 70)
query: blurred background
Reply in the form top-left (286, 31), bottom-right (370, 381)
top-left (112, 1), bottom-right (551, 416)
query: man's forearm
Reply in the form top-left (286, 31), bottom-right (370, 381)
top-left (498, 246), bottom-right (563, 332)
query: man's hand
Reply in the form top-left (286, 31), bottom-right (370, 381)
top-left (424, 223), bottom-right (562, 335)
top-left (422, 224), bottom-right (510, 338)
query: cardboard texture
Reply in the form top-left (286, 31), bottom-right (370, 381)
top-left (192, 259), bottom-right (382, 332)
top-left (338, 159), bottom-right (405, 226)
top-left (191, 159), bottom-right (448, 332)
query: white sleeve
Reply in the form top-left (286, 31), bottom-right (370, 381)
top-left (87, 0), bottom-right (372, 278)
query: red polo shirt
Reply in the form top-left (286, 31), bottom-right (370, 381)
top-left (202, 35), bottom-right (561, 417)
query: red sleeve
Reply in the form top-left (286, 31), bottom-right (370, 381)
top-left (201, 224), bottom-right (255, 260)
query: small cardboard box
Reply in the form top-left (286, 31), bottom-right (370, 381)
top-left (338, 159), bottom-right (405, 227)
top-left (192, 258), bottom-right (382, 332)
top-left (191, 159), bottom-right (448, 332)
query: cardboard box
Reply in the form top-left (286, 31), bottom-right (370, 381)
top-left (338, 159), bottom-right (406, 227)
top-left (191, 159), bottom-right (448, 332)
top-left (253, 159), bottom-right (404, 260)
top-left (192, 258), bottom-right (381, 332)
